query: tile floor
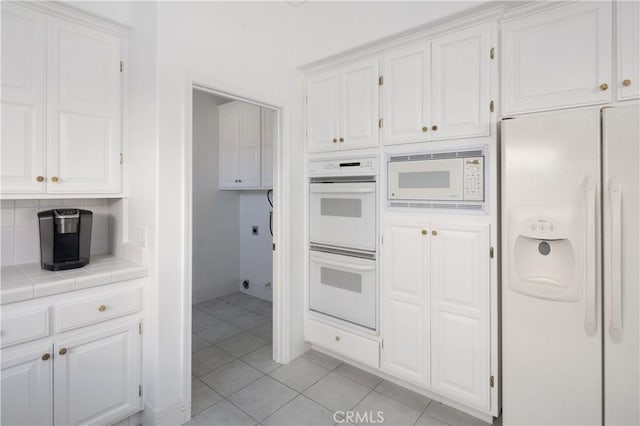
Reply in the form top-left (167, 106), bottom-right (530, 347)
top-left (189, 292), bottom-right (496, 426)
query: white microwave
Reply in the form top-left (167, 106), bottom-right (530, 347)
top-left (387, 149), bottom-right (485, 204)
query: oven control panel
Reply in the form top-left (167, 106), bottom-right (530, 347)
top-left (462, 157), bottom-right (484, 201)
top-left (308, 157), bottom-right (378, 177)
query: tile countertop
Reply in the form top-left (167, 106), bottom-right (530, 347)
top-left (1, 255), bottom-right (147, 305)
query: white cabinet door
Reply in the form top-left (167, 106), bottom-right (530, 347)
top-left (54, 320), bottom-right (141, 426)
top-left (339, 59), bottom-right (379, 150)
top-left (307, 72), bottom-right (339, 153)
top-left (1, 4), bottom-right (46, 193)
top-left (237, 102), bottom-right (261, 188)
top-left (430, 223), bottom-right (490, 410)
top-left (0, 342), bottom-right (53, 426)
top-left (218, 103), bottom-right (240, 189)
top-left (503, 2), bottom-right (612, 114)
top-left (430, 23), bottom-right (492, 140)
top-left (46, 17), bottom-right (122, 193)
top-left (381, 221), bottom-right (429, 386)
top-left (382, 44), bottom-right (430, 145)
top-left (617, 0), bottom-right (640, 100)
top-left (261, 108), bottom-right (275, 188)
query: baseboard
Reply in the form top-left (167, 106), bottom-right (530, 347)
top-left (140, 401), bottom-right (184, 426)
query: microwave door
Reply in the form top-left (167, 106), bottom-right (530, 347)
top-left (388, 158), bottom-right (463, 201)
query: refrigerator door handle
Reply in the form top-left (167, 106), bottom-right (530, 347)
top-left (609, 178), bottom-right (623, 340)
top-left (584, 176), bottom-right (598, 336)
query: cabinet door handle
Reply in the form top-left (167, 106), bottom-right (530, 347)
top-left (50, 176), bottom-right (59, 183)
top-left (335, 336), bottom-right (341, 342)
top-left (421, 127), bottom-right (428, 132)
top-left (41, 353), bottom-right (51, 361)
top-left (36, 176), bottom-right (45, 182)
top-left (59, 348), bottom-right (68, 355)
top-left (600, 83), bottom-right (609, 91)
top-left (98, 304), bottom-right (107, 312)
top-left (421, 229), bottom-right (427, 235)
top-left (339, 138), bottom-right (344, 143)
top-left (432, 230), bottom-right (438, 236)
top-left (622, 79), bottom-right (632, 87)
top-left (332, 138), bottom-right (337, 143)
top-left (431, 125), bottom-right (438, 131)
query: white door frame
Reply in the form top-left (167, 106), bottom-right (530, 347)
top-left (181, 74), bottom-right (291, 423)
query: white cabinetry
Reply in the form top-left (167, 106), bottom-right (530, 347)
top-left (218, 102), bottom-right (272, 189)
top-left (502, 2), bottom-right (612, 115)
top-left (382, 217), bottom-right (491, 410)
top-left (617, 0), bottom-right (640, 101)
top-left (261, 108), bottom-right (275, 188)
top-left (382, 22), bottom-right (493, 145)
top-left (0, 342), bottom-right (53, 426)
top-left (0, 2), bottom-right (124, 196)
top-left (306, 58), bottom-right (379, 152)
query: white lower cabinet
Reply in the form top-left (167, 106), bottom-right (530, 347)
top-left (0, 281), bottom-right (143, 426)
top-left (54, 320), bottom-right (141, 426)
top-left (381, 217), bottom-right (491, 411)
top-left (0, 342), bottom-right (53, 426)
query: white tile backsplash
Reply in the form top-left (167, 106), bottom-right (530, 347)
top-left (0, 199), bottom-right (112, 267)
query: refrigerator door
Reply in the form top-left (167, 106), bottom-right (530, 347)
top-left (502, 108), bottom-right (602, 426)
top-left (603, 104), bottom-right (640, 425)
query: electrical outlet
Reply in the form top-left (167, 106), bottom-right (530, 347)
top-left (252, 226), bottom-right (259, 235)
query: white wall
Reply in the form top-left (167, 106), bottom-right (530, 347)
top-left (1, 199), bottom-right (112, 267)
top-left (239, 191), bottom-right (273, 302)
top-left (192, 90), bottom-right (240, 304)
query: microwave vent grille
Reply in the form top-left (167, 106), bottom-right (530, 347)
top-left (389, 201), bottom-right (484, 211)
top-left (389, 149), bottom-right (483, 163)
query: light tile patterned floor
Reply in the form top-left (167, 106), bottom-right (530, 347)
top-left (189, 292), bottom-right (497, 426)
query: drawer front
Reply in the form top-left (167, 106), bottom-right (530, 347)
top-left (305, 319), bottom-right (379, 368)
top-left (1, 307), bottom-right (49, 348)
top-left (53, 288), bottom-right (141, 333)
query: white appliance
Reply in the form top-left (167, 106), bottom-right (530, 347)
top-left (502, 105), bottom-right (639, 426)
top-left (308, 157), bottom-right (378, 330)
top-left (387, 148), bottom-right (485, 207)
top-left (309, 246), bottom-right (376, 329)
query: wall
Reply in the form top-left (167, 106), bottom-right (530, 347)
top-left (192, 90), bottom-right (240, 304)
top-left (0, 198), bottom-right (112, 266)
top-left (239, 191), bottom-right (273, 302)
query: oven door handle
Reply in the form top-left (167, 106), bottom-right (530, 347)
top-left (310, 256), bottom-right (375, 272)
top-left (309, 186), bottom-right (375, 194)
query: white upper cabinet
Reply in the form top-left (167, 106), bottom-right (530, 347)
top-left (1, 342), bottom-right (53, 426)
top-left (1, 3), bottom-right (124, 196)
top-left (617, 0), bottom-right (640, 101)
top-left (381, 220), bottom-right (430, 386)
top-left (46, 18), bottom-right (122, 193)
top-left (430, 223), bottom-right (490, 410)
top-left (502, 2), bottom-right (612, 115)
top-left (218, 102), bottom-right (264, 189)
top-left (430, 23), bottom-right (493, 141)
top-left (306, 58), bottom-right (379, 152)
top-left (382, 22), bottom-right (493, 145)
top-left (261, 108), bottom-right (275, 189)
top-left (1, 4), bottom-right (46, 194)
top-left (382, 44), bottom-right (430, 145)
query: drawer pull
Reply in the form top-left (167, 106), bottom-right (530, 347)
top-left (600, 83), bottom-right (608, 91)
top-left (36, 176), bottom-right (45, 182)
top-left (98, 305), bottom-right (107, 312)
top-left (41, 353), bottom-right (50, 361)
top-left (623, 79), bottom-right (632, 87)
top-left (335, 336), bottom-right (341, 342)
top-left (421, 126), bottom-right (428, 132)
top-left (432, 230), bottom-right (438, 236)
top-left (59, 348), bottom-right (68, 355)
top-left (421, 229), bottom-right (427, 235)
top-left (50, 176), bottom-right (59, 183)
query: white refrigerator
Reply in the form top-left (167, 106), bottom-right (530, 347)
top-left (501, 105), bottom-right (639, 425)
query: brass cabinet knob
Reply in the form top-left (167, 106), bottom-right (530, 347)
top-left (421, 229), bottom-right (427, 235)
top-left (59, 348), bottom-right (68, 355)
top-left (50, 176), bottom-right (59, 183)
top-left (335, 336), bottom-right (341, 342)
top-left (600, 83), bottom-right (608, 91)
top-left (421, 126), bottom-right (428, 132)
top-left (332, 138), bottom-right (337, 143)
top-left (623, 79), bottom-right (632, 87)
top-left (41, 353), bottom-right (51, 361)
top-left (339, 137), bottom-right (344, 143)
top-left (98, 304), bottom-right (107, 312)
top-left (36, 176), bottom-right (45, 182)
top-left (431, 125), bottom-right (438, 131)
top-left (432, 230), bottom-right (438, 236)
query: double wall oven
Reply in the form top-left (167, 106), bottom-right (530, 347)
top-left (308, 158), bottom-right (378, 330)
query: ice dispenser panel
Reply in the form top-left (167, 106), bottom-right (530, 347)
top-left (508, 207), bottom-right (582, 302)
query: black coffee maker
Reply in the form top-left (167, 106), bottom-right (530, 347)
top-left (38, 209), bottom-right (92, 271)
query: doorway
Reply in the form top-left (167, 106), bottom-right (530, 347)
top-left (184, 83), bottom-right (284, 422)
